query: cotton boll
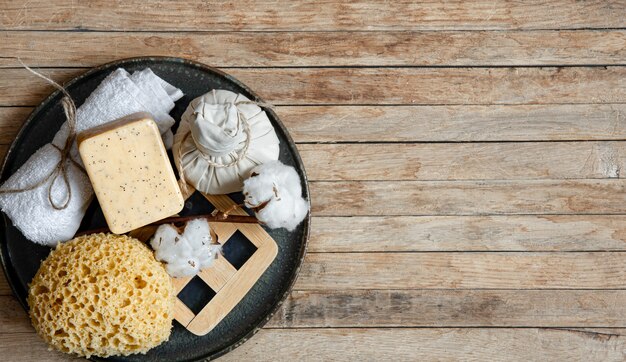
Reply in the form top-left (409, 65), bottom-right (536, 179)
top-left (183, 219), bottom-right (213, 246)
top-left (151, 224), bottom-right (181, 262)
top-left (167, 255), bottom-right (201, 277)
top-left (242, 161), bottom-right (309, 231)
top-left (255, 192), bottom-right (308, 230)
top-left (150, 219), bottom-right (221, 278)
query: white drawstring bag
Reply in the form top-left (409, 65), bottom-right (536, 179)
top-left (173, 89), bottom-right (280, 194)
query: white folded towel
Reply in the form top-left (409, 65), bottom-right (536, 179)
top-left (0, 68), bottom-right (183, 246)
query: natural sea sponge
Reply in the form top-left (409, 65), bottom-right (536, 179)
top-left (28, 233), bottom-right (174, 358)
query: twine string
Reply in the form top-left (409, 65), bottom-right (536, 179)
top-left (0, 59), bottom-right (83, 210)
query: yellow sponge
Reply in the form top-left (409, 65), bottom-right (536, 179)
top-left (28, 233), bottom-right (174, 358)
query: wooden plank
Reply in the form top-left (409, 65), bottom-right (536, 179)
top-left (281, 104), bottom-right (626, 143)
top-left (196, 221), bottom-right (238, 292)
top-left (2, 178), bottom-right (618, 219)
top-left (0, 215), bottom-right (621, 301)
top-left (300, 142), bottom-right (626, 181)
top-left (0, 214), bottom-right (623, 300)
top-left (10, 251), bottom-right (626, 306)
top-left (2, 30), bottom-right (625, 68)
top-left (2, 328), bottom-right (625, 361)
top-left (0, 273), bottom-right (10, 296)
top-left (295, 252), bottom-right (626, 290)
top-left (310, 215), bottom-right (626, 252)
top-left (2, 67), bottom-right (626, 106)
top-left (0, 107), bottom-right (31, 144)
top-left (4, 289), bottom-right (626, 334)
top-left (1, 1), bottom-right (623, 31)
top-left (310, 180), bottom-right (626, 216)
top-left (0, 294), bottom-right (30, 333)
top-left (230, 67), bottom-right (626, 105)
top-left (0, 333), bottom-right (81, 361)
top-left (0, 215), bottom-right (621, 275)
top-left (3, 104), bottom-right (626, 144)
top-left (267, 290), bottom-right (626, 328)
top-left (3, 130), bottom-right (625, 182)
top-left (171, 276), bottom-right (192, 294)
top-left (173, 299), bottom-right (195, 327)
top-left (197, 256), bottom-right (237, 292)
top-left (0, 68), bottom-right (82, 106)
top-left (221, 328), bottom-right (626, 361)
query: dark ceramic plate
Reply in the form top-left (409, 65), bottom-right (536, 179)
top-left (0, 57), bottom-right (310, 361)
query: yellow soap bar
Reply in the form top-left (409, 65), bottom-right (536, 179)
top-left (78, 113), bottom-right (184, 234)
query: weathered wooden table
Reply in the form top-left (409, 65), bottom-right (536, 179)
top-left (1, 1), bottom-right (625, 360)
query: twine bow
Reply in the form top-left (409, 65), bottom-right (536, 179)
top-left (0, 59), bottom-right (84, 210)
top-left (177, 90), bottom-right (273, 191)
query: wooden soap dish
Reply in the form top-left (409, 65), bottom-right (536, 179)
top-left (133, 186), bottom-right (278, 336)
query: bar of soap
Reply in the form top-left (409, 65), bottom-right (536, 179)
top-left (78, 113), bottom-right (184, 234)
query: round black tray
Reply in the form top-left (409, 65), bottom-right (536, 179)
top-left (0, 57), bottom-right (310, 361)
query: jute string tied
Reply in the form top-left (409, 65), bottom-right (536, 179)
top-left (0, 59), bottom-right (84, 210)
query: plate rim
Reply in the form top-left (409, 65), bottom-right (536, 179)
top-left (0, 56), bottom-right (311, 361)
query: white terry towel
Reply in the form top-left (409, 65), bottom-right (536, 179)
top-left (0, 68), bottom-right (183, 246)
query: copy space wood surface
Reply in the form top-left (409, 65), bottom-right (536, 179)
top-left (1, 1), bottom-right (625, 361)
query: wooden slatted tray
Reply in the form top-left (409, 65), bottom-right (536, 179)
top-left (172, 193), bottom-right (278, 336)
top-left (131, 187), bottom-right (279, 336)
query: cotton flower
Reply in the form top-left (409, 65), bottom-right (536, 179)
top-left (150, 219), bottom-right (221, 278)
top-left (242, 161), bottom-right (309, 231)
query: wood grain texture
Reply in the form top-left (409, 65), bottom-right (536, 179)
top-left (300, 142), bottom-right (626, 181)
top-left (309, 215), bottom-right (626, 252)
top-left (2, 67), bottom-right (626, 106)
top-left (1, 0), bottom-right (624, 31)
top-left (0, 273), bottom-right (10, 296)
top-left (267, 290), bottom-right (626, 328)
top-left (295, 252), bottom-right (626, 290)
top-left (310, 180), bottom-right (626, 216)
top-left (0, 334), bottom-right (80, 362)
top-left (7, 250), bottom-right (626, 293)
top-left (222, 67), bottom-right (626, 105)
top-left (198, 256), bottom-right (237, 293)
top-left (2, 30), bottom-right (625, 67)
top-left (3, 104), bottom-right (626, 144)
top-left (3, 328), bottom-right (626, 362)
top-left (281, 104), bottom-right (626, 142)
top-left (221, 328), bottom-right (626, 361)
top-left (4, 290), bottom-right (626, 333)
top-left (0, 293), bottom-right (30, 332)
top-left (0, 107), bottom-right (31, 144)
top-left (2, 1), bottom-right (626, 360)
top-left (173, 300), bottom-right (195, 328)
top-left (185, 194), bottom-right (278, 336)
